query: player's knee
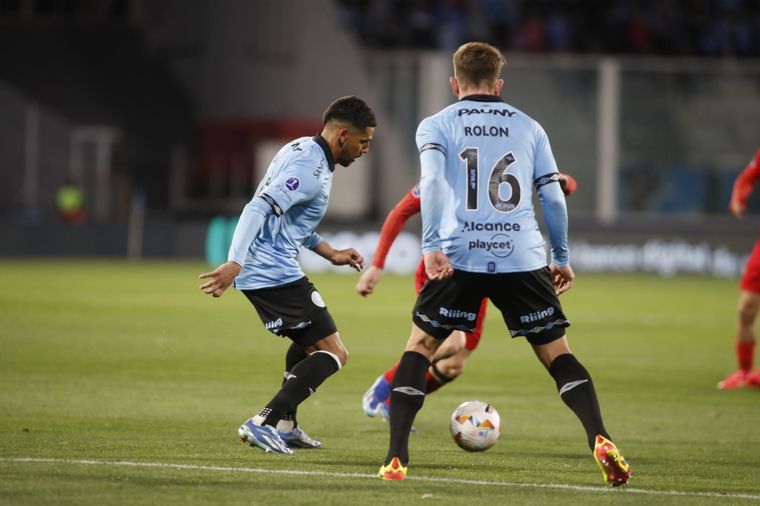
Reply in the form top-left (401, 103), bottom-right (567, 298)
top-left (325, 346), bottom-right (348, 367)
top-left (437, 361), bottom-right (464, 378)
top-left (311, 330), bottom-right (350, 366)
top-left (406, 330), bottom-right (443, 361)
top-left (435, 332), bottom-right (465, 358)
top-left (338, 348), bottom-right (348, 367)
top-left (533, 335), bottom-right (570, 369)
top-left (738, 303), bottom-right (759, 324)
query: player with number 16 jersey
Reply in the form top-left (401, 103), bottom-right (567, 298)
top-left (416, 95), bottom-right (567, 273)
top-left (379, 42), bottom-right (629, 486)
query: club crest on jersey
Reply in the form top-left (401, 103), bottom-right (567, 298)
top-left (285, 177), bottom-right (300, 191)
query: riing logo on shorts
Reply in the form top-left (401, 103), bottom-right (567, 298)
top-left (439, 306), bottom-right (477, 321)
top-left (285, 177), bottom-right (300, 191)
top-left (311, 291), bottom-right (326, 308)
top-left (265, 317), bottom-right (283, 330)
top-left (519, 306), bottom-right (555, 324)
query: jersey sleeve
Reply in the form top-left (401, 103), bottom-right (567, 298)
top-left (303, 232), bottom-right (323, 250)
top-left (532, 122), bottom-right (560, 179)
top-left (420, 148), bottom-right (447, 254)
top-left (416, 116), bottom-right (447, 156)
top-left (416, 116), bottom-right (447, 254)
top-left (258, 159), bottom-right (321, 216)
top-left (227, 196), bottom-right (272, 266)
top-left (372, 185), bottom-right (421, 269)
top-left (532, 121), bottom-right (567, 265)
top-left (537, 181), bottom-right (569, 266)
top-left (731, 148), bottom-right (760, 208)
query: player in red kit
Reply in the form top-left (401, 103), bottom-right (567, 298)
top-left (719, 148), bottom-right (760, 389)
top-left (358, 173), bottom-right (578, 417)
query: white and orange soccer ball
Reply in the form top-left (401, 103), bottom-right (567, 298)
top-left (450, 400), bottom-right (502, 452)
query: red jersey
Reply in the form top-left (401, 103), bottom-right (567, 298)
top-left (733, 149), bottom-right (760, 293)
top-left (371, 184), bottom-right (421, 269)
top-left (731, 148), bottom-right (760, 209)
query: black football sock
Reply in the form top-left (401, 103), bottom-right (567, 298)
top-left (385, 351), bottom-right (430, 466)
top-left (282, 343), bottom-right (309, 425)
top-left (283, 342), bottom-right (309, 385)
top-left (262, 351), bottom-right (340, 427)
top-left (548, 353), bottom-right (610, 450)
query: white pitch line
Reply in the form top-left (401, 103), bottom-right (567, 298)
top-left (2, 457), bottom-right (760, 501)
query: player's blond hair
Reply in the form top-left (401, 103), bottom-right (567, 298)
top-left (452, 42), bottom-right (506, 89)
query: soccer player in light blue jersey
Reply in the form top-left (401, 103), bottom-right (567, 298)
top-left (378, 43), bottom-right (631, 486)
top-left (200, 96), bottom-right (375, 454)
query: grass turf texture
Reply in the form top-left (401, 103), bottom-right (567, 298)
top-left (1, 260), bottom-right (759, 505)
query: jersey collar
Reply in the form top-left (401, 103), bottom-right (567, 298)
top-left (313, 134), bottom-right (336, 172)
top-left (459, 94), bottom-right (504, 103)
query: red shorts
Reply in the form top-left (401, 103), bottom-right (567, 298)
top-left (741, 240), bottom-right (760, 293)
top-left (414, 259), bottom-right (487, 350)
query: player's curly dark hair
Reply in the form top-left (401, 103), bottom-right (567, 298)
top-left (322, 96), bottom-right (376, 129)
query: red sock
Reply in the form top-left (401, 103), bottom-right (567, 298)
top-left (383, 361), bottom-right (400, 383)
top-left (737, 340), bottom-right (756, 372)
top-left (425, 369), bottom-right (444, 394)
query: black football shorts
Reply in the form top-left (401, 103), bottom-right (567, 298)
top-left (242, 276), bottom-right (337, 348)
top-left (412, 267), bottom-right (569, 345)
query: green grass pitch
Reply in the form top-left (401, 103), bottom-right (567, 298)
top-left (1, 260), bottom-right (759, 505)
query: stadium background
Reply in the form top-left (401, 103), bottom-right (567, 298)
top-left (2, 2), bottom-right (760, 503)
top-left (1, 0), bottom-right (759, 277)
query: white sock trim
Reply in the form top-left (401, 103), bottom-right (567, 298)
top-left (312, 350), bottom-right (342, 370)
top-left (558, 378), bottom-right (589, 397)
top-left (393, 386), bottom-right (425, 396)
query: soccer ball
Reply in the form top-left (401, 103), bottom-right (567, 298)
top-left (450, 400), bottom-right (501, 452)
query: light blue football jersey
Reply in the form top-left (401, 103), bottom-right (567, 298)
top-left (417, 94), bottom-right (567, 274)
top-left (229, 135), bottom-right (333, 290)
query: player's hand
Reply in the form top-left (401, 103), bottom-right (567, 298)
top-left (558, 173), bottom-right (577, 196)
top-left (424, 251), bottom-right (453, 280)
top-left (729, 199), bottom-right (746, 218)
top-left (356, 265), bottom-right (383, 297)
top-left (199, 261), bottom-right (241, 298)
top-left (331, 248), bottom-right (365, 272)
top-left (550, 263), bottom-right (574, 295)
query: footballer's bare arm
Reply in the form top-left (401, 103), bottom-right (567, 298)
top-left (356, 265), bottom-right (383, 296)
top-left (199, 261), bottom-right (241, 298)
top-left (549, 263), bottom-right (574, 295)
top-left (313, 241), bottom-right (365, 272)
